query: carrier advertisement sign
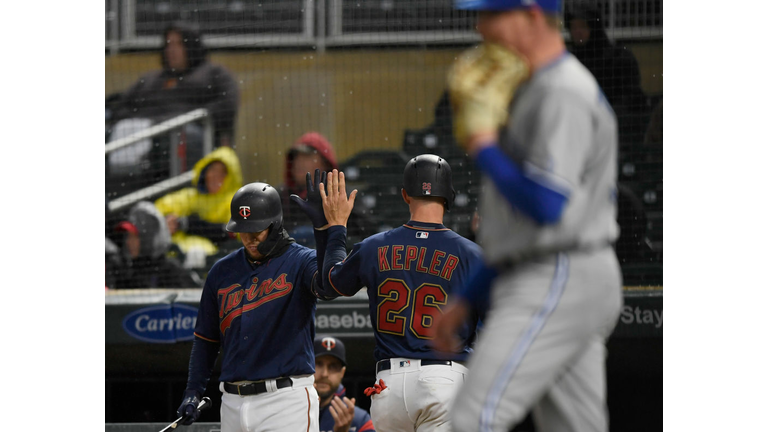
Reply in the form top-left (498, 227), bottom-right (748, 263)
top-left (121, 304), bottom-right (199, 343)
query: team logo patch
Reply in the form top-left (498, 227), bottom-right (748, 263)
top-left (399, 360), bottom-right (411, 368)
top-left (416, 232), bottom-right (429, 239)
top-left (321, 337), bottom-right (337, 351)
top-left (239, 206), bottom-right (251, 218)
top-left (422, 182), bottom-right (432, 195)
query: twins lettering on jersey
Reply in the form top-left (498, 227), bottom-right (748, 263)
top-left (218, 273), bottom-right (293, 334)
top-left (377, 245), bottom-right (459, 282)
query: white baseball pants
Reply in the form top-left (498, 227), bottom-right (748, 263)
top-left (370, 358), bottom-right (468, 432)
top-left (219, 375), bottom-right (319, 432)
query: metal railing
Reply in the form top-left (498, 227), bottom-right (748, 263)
top-left (106, 108), bottom-right (213, 212)
top-left (105, 0), bottom-right (662, 53)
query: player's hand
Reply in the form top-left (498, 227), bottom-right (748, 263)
top-left (319, 169), bottom-right (358, 227)
top-left (447, 42), bottom-right (530, 152)
top-left (329, 396), bottom-right (356, 432)
top-left (429, 300), bottom-right (471, 353)
top-left (176, 390), bottom-right (202, 425)
top-left (290, 169), bottom-right (329, 229)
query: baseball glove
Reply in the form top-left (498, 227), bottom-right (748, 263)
top-left (447, 43), bottom-right (530, 149)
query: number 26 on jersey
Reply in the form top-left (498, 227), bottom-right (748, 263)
top-left (377, 279), bottom-right (447, 339)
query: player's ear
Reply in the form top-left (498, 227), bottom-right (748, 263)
top-left (341, 366), bottom-right (346, 378)
top-left (401, 188), bottom-right (411, 205)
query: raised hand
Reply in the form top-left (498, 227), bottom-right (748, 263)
top-left (319, 169), bottom-right (358, 227)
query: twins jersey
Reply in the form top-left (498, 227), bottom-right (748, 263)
top-left (318, 385), bottom-right (375, 432)
top-left (479, 52), bottom-right (620, 264)
top-left (193, 244), bottom-right (319, 382)
top-left (321, 221), bottom-right (484, 362)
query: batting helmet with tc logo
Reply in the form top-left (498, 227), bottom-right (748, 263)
top-left (226, 182), bottom-right (283, 233)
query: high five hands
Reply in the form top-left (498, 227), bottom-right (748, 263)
top-left (319, 169), bottom-right (358, 228)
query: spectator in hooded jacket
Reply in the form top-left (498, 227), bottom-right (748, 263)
top-left (107, 201), bottom-right (201, 289)
top-left (154, 146), bottom-right (243, 265)
top-left (111, 21), bottom-right (239, 148)
top-left (107, 21), bottom-right (240, 196)
top-left (279, 132), bottom-right (375, 249)
top-left (566, 4), bottom-right (649, 146)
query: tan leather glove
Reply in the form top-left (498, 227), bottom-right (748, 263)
top-left (447, 43), bottom-right (530, 149)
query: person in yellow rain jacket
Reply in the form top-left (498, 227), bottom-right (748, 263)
top-left (154, 146), bottom-right (243, 264)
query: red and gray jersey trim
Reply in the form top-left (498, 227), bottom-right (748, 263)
top-left (327, 265), bottom-right (353, 297)
top-left (402, 224), bottom-right (450, 231)
top-left (194, 332), bottom-right (219, 343)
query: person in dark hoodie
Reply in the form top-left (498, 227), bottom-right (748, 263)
top-left (279, 132), bottom-right (375, 249)
top-left (111, 21), bottom-right (239, 148)
top-left (107, 21), bottom-right (240, 196)
top-left (566, 4), bottom-right (649, 146)
top-left (107, 201), bottom-right (202, 289)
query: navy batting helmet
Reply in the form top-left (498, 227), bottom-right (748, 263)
top-left (226, 182), bottom-right (282, 233)
top-left (403, 154), bottom-right (456, 210)
top-left (455, 0), bottom-right (561, 13)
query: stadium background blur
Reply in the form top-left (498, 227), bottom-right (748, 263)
top-left (105, 1), bottom-right (662, 430)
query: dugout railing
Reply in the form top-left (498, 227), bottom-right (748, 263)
top-left (105, 108), bottom-right (214, 211)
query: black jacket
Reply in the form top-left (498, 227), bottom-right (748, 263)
top-left (111, 22), bottom-right (239, 144)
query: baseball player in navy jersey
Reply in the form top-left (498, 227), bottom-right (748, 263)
top-left (430, 1), bottom-right (624, 431)
top-left (291, 156), bottom-right (485, 432)
top-left (313, 335), bottom-right (375, 432)
top-left (176, 182), bottom-right (322, 432)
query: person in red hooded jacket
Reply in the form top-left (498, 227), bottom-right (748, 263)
top-left (279, 132), bottom-right (376, 249)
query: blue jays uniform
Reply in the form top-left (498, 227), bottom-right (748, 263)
top-left (190, 243), bottom-right (321, 432)
top-left (316, 220), bottom-right (484, 432)
top-left (319, 385), bottom-right (375, 432)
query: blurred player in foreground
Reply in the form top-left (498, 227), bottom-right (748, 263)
top-left (430, 0), bottom-right (623, 431)
top-left (314, 335), bottom-right (375, 432)
top-left (292, 157), bottom-right (484, 432)
top-left (177, 182), bottom-right (322, 432)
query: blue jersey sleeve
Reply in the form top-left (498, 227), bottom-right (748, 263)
top-left (474, 144), bottom-right (568, 225)
top-left (455, 261), bottom-right (498, 316)
top-left (317, 225), bottom-right (366, 298)
top-left (186, 264), bottom-right (223, 395)
top-left (194, 269), bottom-right (223, 342)
top-left (184, 336), bottom-right (220, 396)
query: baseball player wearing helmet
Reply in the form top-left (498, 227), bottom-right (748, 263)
top-left (293, 156), bottom-right (484, 432)
top-left (430, 1), bottom-right (624, 431)
top-left (313, 335), bottom-right (375, 432)
top-left (176, 182), bottom-right (322, 432)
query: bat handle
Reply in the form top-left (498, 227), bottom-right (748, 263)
top-left (197, 397), bottom-right (212, 411)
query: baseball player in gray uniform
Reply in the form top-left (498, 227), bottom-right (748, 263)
top-left (431, 1), bottom-right (623, 431)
